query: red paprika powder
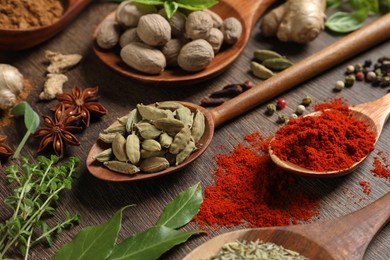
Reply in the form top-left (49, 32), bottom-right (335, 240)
top-left (194, 132), bottom-right (320, 229)
top-left (371, 151), bottom-right (390, 179)
top-left (270, 100), bottom-right (376, 172)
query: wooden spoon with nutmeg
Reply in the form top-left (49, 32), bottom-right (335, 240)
top-left (92, 0), bottom-right (276, 87)
top-left (87, 13), bottom-right (390, 182)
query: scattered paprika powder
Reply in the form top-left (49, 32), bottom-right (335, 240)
top-left (371, 151), bottom-right (390, 179)
top-left (194, 132), bottom-right (320, 229)
top-left (270, 99), bottom-right (376, 172)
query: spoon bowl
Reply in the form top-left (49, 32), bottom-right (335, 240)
top-left (92, 0), bottom-right (275, 87)
top-left (86, 13), bottom-right (390, 182)
top-left (184, 192), bottom-right (390, 260)
top-left (269, 93), bottom-right (390, 177)
top-left (0, 0), bottom-right (92, 51)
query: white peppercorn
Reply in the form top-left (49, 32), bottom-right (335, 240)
top-left (96, 20), bottom-right (121, 49)
top-left (346, 64), bottom-right (355, 74)
top-left (221, 17), bottom-right (242, 45)
top-left (366, 71), bottom-right (377, 81)
top-left (185, 11), bottom-right (213, 40)
top-left (137, 14), bottom-right (171, 46)
top-left (115, 1), bottom-right (157, 27)
top-left (335, 80), bottom-right (345, 91)
top-left (296, 105), bottom-right (306, 115)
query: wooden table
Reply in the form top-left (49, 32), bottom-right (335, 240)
top-left (1, 2), bottom-right (389, 259)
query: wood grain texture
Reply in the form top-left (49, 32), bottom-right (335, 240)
top-left (0, 2), bottom-right (389, 260)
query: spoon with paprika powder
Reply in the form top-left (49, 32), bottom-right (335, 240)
top-left (184, 191), bottom-right (390, 260)
top-left (269, 93), bottom-right (390, 177)
top-left (87, 12), bottom-right (390, 182)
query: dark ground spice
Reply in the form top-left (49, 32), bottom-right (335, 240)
top-left (194, 132), bottom-right (320, 229)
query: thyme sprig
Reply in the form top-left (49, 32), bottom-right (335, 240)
top-left (0, 155), bottom-right (81, 260)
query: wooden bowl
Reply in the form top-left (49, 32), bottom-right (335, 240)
top-left (0, 0), bottom-right (91, 51)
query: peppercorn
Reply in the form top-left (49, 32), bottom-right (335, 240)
top-left (277, 114), bottom-right (288, 124)
top-left (355, 63), bottom-right (363, 72)
top-left (363, 59), bottom-right (372, 68)
top-left (355, 71), bottom-right (365, 81)
top-left (266, 103), bottom-right (276, 115)
top-left (276, 98), bottom-right (287, 110)
top-left (375, 68), bottom-right (383, 77)
top-left (335, 80), bottom-right (345, 91)
top-left (372, 76), bottom-right (383, 86)
top-left (346, 65), bottom-right (355, 74)
top-left (345, 75), bottom-right (355, 87)
top-left (380, 76), bottom-right (390, 87)
top-left (301, 95), bottom-right (312, 106)
top-left (366, 71), bottom-right (376, 82)
top-left (296, 105), bottom-right (306, 115)
top-left (290, 113), bottom-right (298, 119)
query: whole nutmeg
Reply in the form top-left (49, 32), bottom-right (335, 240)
top-left (96, 20), bottom-right (121, 49)
top-left (120, 42), bottom-right (166, 75)
top-left (158, 9), bottom-right (187, 37)
top-left (161, 39), bottom-right (184, 67)
top-left (221, 17), bottom-right (242, 45)
top-left (206, 28), bottom-right (224, 54)
top-left (203, 9), bottom-right (223, 28)
top-left (178, 39), bottom-right (214, 72)
top-left (115, 1), bottom-right (156, 27)
top-left (119, 28), bottom-right (141, 48)
top-left (185, 11), bottom-right (213, 40)
top-left (0, 64), bottom-right (24, 110)
top-left (137, 14), bottom-right (171, 46)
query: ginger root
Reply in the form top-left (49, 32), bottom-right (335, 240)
top-left (260, 0), bottom-right (326, 43)
top-left (39, 74), bottom-right (68, 100)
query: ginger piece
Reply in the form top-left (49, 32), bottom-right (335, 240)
top-left (45, 50), bottom-right (82, 74)
top-left (260, 0), bottom-right (326, 43)
top-left (39, 74), bottom-right (68, 100)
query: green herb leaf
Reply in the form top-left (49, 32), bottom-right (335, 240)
top-left (53, 206), bottom-right (132, 260)
top-left (11, 101), bottom-right (40, 158)
top-left (156, 183), bottom-right (202, 229)
top-left (326, 0), bottom-right (343, 9)
top-left (164, 1), bottom-right (179, 19)
top-left (177, 0), bottom-right (218, 9)
top-left (132, 0), bottom-right (164, 5)
top-left (325, 11), bottom-right (366, 33)
top-left (108, 226), bottom-right (201, 260)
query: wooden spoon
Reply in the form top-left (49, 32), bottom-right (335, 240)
top-left (86, 13), bottom-right (390, 182)
top-left (0, 0), bottom-right (92, 51)
top-left (269, 93), bottom-right (390, 177)
top-left (183, 192), bottom-right (390, 260)
top-left (92, 0), bottom-right (276, 87)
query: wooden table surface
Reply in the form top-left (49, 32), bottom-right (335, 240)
top-left (1, 2), bottom-right (389, 259)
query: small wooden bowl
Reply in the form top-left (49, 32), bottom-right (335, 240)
top-left (0, 0), bottom-right (91, 51)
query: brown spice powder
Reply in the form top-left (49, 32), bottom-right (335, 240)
top-left (0, 0), bottom-right (63, 29)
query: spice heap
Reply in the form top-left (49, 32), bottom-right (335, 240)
top-left (194, 132), bottom-right (320, 229)
top-left (210, 240), bottom-right (308, 260)
top-left (270, 99), bottom-right (376, 172)
top-left (0, 0), bottom-right (63, 29)
top-left (371, 151), bottom-right (390, 179)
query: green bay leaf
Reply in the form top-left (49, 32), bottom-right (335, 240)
top-left (53, 206), bottom-right (132, 260)
top-left (325, 11), bottom-right (365, 33)
top-left (156, 182), bottom-right (202, 229)
top-left (108, 226), bottom-right (201, 260)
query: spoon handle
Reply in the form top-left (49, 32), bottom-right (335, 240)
top-left (210, 12), bottom-right (390, 128)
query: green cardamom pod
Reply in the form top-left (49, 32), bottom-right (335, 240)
top-left (191, 110), bottom-right (205, 143)
top-left (262, 57), bottom-right (293, 70)
top-left (103, 124), bottom-right (126, 134)
top-left (137, 104), bottom-right (171, 121)
top-left (254, 49), bottom-right (282, 62)
top-left (140, 149), bottom-right (167, 159)
top-left (103, 161), bottom-right (140, 175)
top-left (156, 101), bottom-right (185, 111)
top-left (112, 133), bottom-right (127, 161)
top-left (169, 127), bottom-right (191, 154)
top-left (142, 139), bottom-right (162, 152)
top-left (174, 107), bottom-right (194, 129)
top-left (98, 132), bottom-right (117, 143)
top-left (135, 122), bottom-right (162, 139)
top-left (152, 118), bottom-right (185, 133)
top-left (93, 148), bottom-right (113, 162)
top-left (140, 157), bottom-right (170, 173)
top-left (126, 108), bottom-right (141, 133)
top-left (126, 132), bottom-right (140, 164)
top-left (250, 61), bottom-right (274, 80)
top-left (176, 139), bottom-right (197, 165)
top-left (159, 132), bottom-right (173, 148)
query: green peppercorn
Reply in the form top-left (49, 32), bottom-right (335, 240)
top-left (354, 63), bottom-right (363, 72)
top-left (277, 114), bottom-right (288, 124)
top-left (345, 75), bottom-right (355, 87)
top-left (301, 95), bottom-right (312, 106)
top-left (266, 103), bottom-right (276, 115)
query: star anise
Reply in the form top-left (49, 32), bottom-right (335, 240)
top-left (34, 104), bottom-right (82, 158)
top-left (0, 135), bottom-right (14, 159)
top-left (51, 86), bottom-right (107, 127)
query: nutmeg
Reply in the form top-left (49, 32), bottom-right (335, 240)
top-left (206, 28), bottom-right (224, 54)
top-left (115, 1), bottom-right (156, 27)
top-left (137, 14), bottom-right (171, 46)
top-left (203, 9), bottom-right (223, 28)
top-left (96, 20), bottom-right (121, 49)
top-left (221, 17), bottom-right (242, 45)
top-left (119, 28), bottom-right (141, 48)
top-left (158, 9), bottom-right (187, 37)
top-left (120, 42), bottom-right (166, 75)
top-left (161, 39), bottom-right (184, 67)
top-left (185, 11), bottom-right (213, 40)
top-left (177, 39), bottom-right (214, 72)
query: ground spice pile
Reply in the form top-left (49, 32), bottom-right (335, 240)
top-left (194, 132), bottom-right (320, 229)
top-left (0, 0), bottom-right (63, 29)
top-left (371, 151), bottom-right (390, 179)
top-left (270, 99), bottom-right (376, 172)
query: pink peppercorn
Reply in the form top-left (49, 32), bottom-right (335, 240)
top-left (356, 71), bottom-right (365, 81)
top-left (277, 99), bottom-right (287, 110)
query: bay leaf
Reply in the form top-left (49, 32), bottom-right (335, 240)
top-left (107, 226), bottom-right (201, 260)
top-left (156, 182), bottom-right (202, 229)
top-left (53, 206), bottom-right (132, 260)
